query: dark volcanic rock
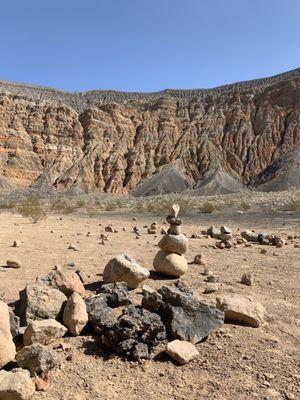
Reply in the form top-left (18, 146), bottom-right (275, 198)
top-left (142, 291), bottom-right (163, 313)
top-left (102, 305), bottom-right (166, 360)
top-left (16, 343), bottom-right (59, 377)
top-left (157, 286), bottom-right (224, 343)
top-left (98, 282), bottom-right (132, 308)
top-left (86, 294), bottom-right (117, 334)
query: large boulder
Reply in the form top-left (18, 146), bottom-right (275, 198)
top-left (23, 319), bottom-right (67, 346)
top-left (153, 251), bottom-right (188, 277)
top-left (216, 295), bottom-right (265, 327)
top-left (0, 300), bottom-right (16, 368)
top-left (16, 343), bottom-right (59, 377)
top-left (63, 293), bottom-right (88, 336)
top-left (102, 305), bottom-right (166, 360)
top-left (157, 285), bottom-right (224, 343)
top-left (51, 269), bottom-right (86, 297)
top-left (158, 233), bottom-right (188, 255)
top-left (17, 283), bottom-right (67, 325)
top-left (103, 254), bottom-right (150, 289)
top-left (0, 368), bottom-right (35, 400)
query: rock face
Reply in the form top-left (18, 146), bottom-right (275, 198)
top-left (103, 255), bottom-right (150, 289)
top-left (0, 368), bottom-right (35, 400)
top-left (0, 300), bottom-right (16, 368)
top-left (0, 68), bottom-right (300, 194)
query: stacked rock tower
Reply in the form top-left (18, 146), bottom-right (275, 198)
top-left (153, 204), bottom-right (188, 277)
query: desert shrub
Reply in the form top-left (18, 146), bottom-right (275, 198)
top-left (240, 201), bottom-right (251, 211)
top-left (268, 207), bottom-right (279, 215)
top-left (16, 197), bottom-right (47, 223)
top-left (280, 199), bottom-right (300, 212)
top-left (199, 201), bottom-right (217, 213)
top-left (76, 199), bottom-right (86, 208)
top-left (224, 199), bottom-right (235, 208)
top-left (50, 198), bottom-right (78, 214)
top-left (0, 201), bottom-right (16, 210)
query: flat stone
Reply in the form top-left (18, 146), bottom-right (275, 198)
top-left (216, 295), bottom-right (265, 327)
top-left (23, 319), bottom-right (67, 346)
top-left (165, 339), bottom-right (199, 365)
top-left (103, 254), bottom-right (150, 289)
top-left (0, 368), bottom-right (35, 400)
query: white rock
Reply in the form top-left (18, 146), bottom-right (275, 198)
top-left (103, 254), bottom-right (150, 289)
top-left (153, 251), bottom-right (188, 277)
top-left (158, 233), bottom-right (188, 255)
top-left (0, 368), bottom-right (35, 400)
top-left (0, 300), bottom-right (16, 368)
top-left (165, 340), bottom-right (199, 365)
top-left (23, 319), bottom-right (67, 346)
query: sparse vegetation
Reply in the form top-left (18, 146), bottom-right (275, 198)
top-left (240, 201), bottom-right (251, 211)
top-left (16, 197), bottom-right (47, 223)
top-left (199, 201), bottom-right (218, 214)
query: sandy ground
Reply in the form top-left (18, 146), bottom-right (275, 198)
top-left (0, 209), bottom-right (299, 400)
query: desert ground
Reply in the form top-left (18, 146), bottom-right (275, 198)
top-left (0, 193), bottom-right (300, 400)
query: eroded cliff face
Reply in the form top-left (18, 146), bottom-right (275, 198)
top-left (0, 71), bottom-right (299, 193)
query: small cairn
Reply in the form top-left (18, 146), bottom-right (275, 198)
top-left (153, 204), bottom-right (188, 277)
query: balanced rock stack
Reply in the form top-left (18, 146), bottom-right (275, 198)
top-left (153, 205), bottom-right (188, 277)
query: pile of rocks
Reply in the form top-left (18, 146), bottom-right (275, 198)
top-left (153, 205), bottom-right (188, 277)
top-left (241, 231), bottom-right (286, 247)
top-left (207, 225), bottom-right (232, 249)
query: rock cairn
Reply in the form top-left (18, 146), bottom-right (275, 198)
top-left (153, 204), bottom-right (188, 277)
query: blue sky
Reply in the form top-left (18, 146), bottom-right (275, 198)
top-left (0, 0), bottom-right (299, 92)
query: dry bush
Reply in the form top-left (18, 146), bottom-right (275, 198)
top-left (280, 199), bottom-right (300, 212)
top-left (240, 201), bottom-right (251, 211)
top-left (50, 198), bottom-right (78, 214)
top-left (16, 197), bottom-right (47, 223)
top-left (0, 201), bottom-right (16, 210)
top-left (199, 201), bottom-right (218, 214)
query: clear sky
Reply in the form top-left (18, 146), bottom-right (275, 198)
top-left (0, 0), bottom-right (299, 92)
